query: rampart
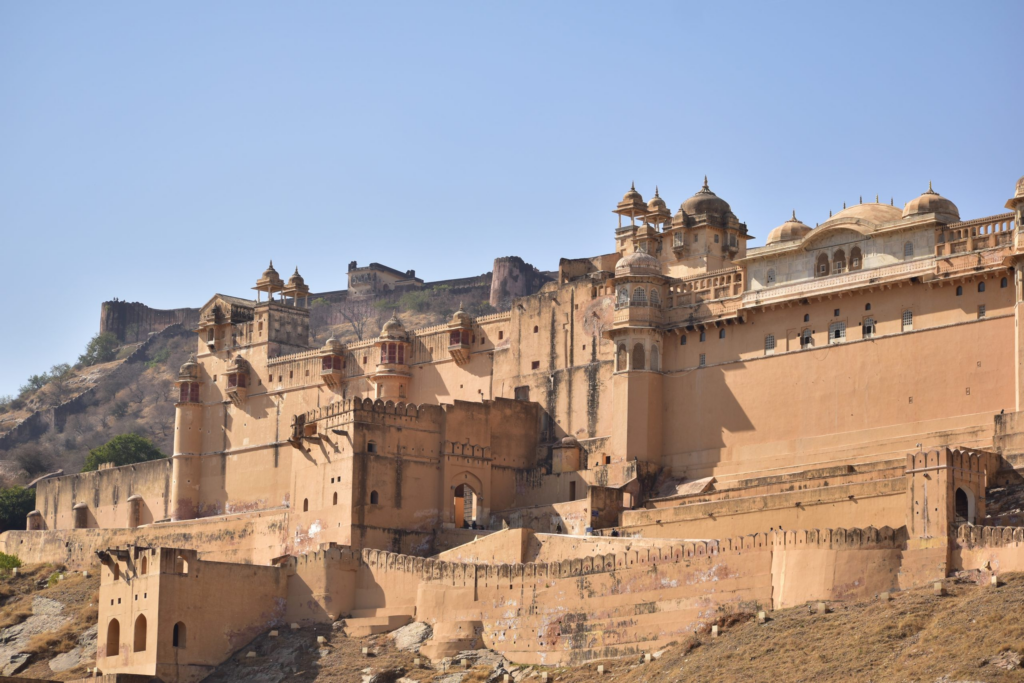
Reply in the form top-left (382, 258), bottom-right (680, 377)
top-left (101, 300), bottom-right (200, 343)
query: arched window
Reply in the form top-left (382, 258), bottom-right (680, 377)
top-left (1002, 277), bottom-right (1009, 288)
top-left (333, 492), bottom-right (338, 506)
top-left (699, 331), bottom-right (706, 342)
top-left (649, 289), bottom-right (661, 307)
top-left (134, 615), bottom-right (147, 652)
top-left (865, 303), bottom-right (871, 311)
top-left (816, 253), bottom-right (830, 277)
top-left (174, 555), bottom-right (188, 574)
top-left (631, 287), bottom-right (647, 306)
top-left (140, 556), bottom-right (148, 575)
top-left (801, 329), bottom-right (812, 349)
top-left (631, 343), bottom-right (645, 370)
top-left (370, 491), bottom-right (379, 505)
top-left (766, 268), bottom-right (776, 285)
top-left (863, 318), bottom-right (875, 338)
top-left (956, 285), bottom-right (963, 296)
top-left (367, 441), bottom-right (376, 453)
top-left (804, 313), bottom-right (810, 323)
top-left (112, 563), bottom-right (120, 581)
top-left (829, 321), bottom-right (846, 344)
top-left (673, 231), bottom-right (684, 247)
top-left (978, 281), bottom-right (986, 293)
top-left (650, 346), bottom-right (660, 371)
top-left (616, 344), bottom-right (627, 371)
top-left (903, 242), bottom-right (914, 259)
top-left (302, 499), bottom-right (309, 512)
top-left (106, 619), bottom-right (120, 657)
top-left (680, 335), bottom-right (687, 346)
top-left (714, 234), bottom-right (720, 244)
top-left (533, 326), bottom-right (539, 333)
top-left (719, 329), bottom-right (726, 339)
top-left (764, 334), bottom-right (776, 355)
top-left (832, 249), bottom-right (846, 274)
top-left (172, 622), bottom-right (186, 649)
top-left (902, 310), bottom-right (913, 332)
top-left (617, 287), bottom-right (629, 307)
top-left (850, 246), bottom-right (862, 271)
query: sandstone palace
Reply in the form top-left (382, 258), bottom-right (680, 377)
top-left (6, 175), bottom-right (1024, 681)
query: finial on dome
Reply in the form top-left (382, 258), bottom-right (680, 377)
top-left (859, 196), bottom-right (863, 204)
top-left (655, 185), bottom-right (660, 197)
top-left (631, 181), bottom-right (635, 191)
top-left (703, 175), bottom-right (709, 190)
top-left (875, 194), bottom-right (879, 203)
top-left (843, 202), bottom-right (846, 209)
top-left (891, 197), bottom-right (894, 205)
top-left (929, 180), bottom-right (933, 192)
top-left (791, 209), bottom-right (797, 220)
top-left (269, 260), bottom-right (274, 268)
top-left (829, 209), bottom-right (832, 217)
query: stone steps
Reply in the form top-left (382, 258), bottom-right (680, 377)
top-left (342, 613), bottom-right (413, 637)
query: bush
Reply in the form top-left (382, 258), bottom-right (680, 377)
top-left (145, 348), bottom-right (170, 370)
top-left (400, 291), bottom-right (431, 313)
top-left (19, 374), bottom-right (50, 396)
top-left (0, 487), bottom-right (36, 533)
top-left (0, 395), bottom-right (12, 413)
top-left (79, 332), bottom-right (120, 367)
top-left (0, 552), bottom-right (22, 574)
top-left (82, 433), bottom-right (166, 472)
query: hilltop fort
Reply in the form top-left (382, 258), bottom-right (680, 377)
top-left (5, 175), bottom-right (1024, 681)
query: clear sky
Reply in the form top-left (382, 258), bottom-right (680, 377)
top-left (0, 1), bottom-right (1021, 397)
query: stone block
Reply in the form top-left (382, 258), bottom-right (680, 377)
top-left (246, 652), bottom-right (256, 658)
top-left (757, 611), bottom-right (767, 624)
top-left (541, 673), bottom-right (551, 681)
top-left (290, 623), bottom-right (300, 630)
top-left (413, 658), bottom-right (421, 667)
top-left (461, 658), bottom-right (469, 668)
top-left (597, 664), bottom-right (606, 674)
top-left (879, 592), bottom-right (891, 602)
top-left (712, 625), bottom-right (720, 637)
top-left (990, 574), bottom-right (1000, 587)
top-left (269, 630), bottom-right (279, 637)
top-left (816, 602), bottom-right (827, 615)
top-left (317, 636), bottom-right (327, 644)
top-left (362, 647), bottom-right (370, 656)
top-left (933, 582), bottom-right (947, 596)
top-left (644, 653), bottom-right (652, 663)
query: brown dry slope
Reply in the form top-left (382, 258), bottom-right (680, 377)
top-left (197, 571), bottom-right (1024, 683)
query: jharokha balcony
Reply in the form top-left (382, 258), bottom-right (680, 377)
top-left (613, 303), bottom-right (663, 328)
top-left (448, 329), bottom-right (472, 365)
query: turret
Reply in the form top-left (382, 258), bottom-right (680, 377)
top-left (320, 336), bottom-right (346, 387)
top-left (447, 305), bottom-right (474, 366)
top-left (370, 315), bottom-right (411, 400)
top-left (171, 355), bottom-right (204, 522)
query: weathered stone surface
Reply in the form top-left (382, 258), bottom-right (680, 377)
top-left (49, 624), bottom-right (98, 672)
top-left (390, 622), bottom-right (432, 652)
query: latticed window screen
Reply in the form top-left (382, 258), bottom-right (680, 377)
top-left (902, 310), bottom-right (913, 331)
top-left (764, 334), bottom-right (776, 355)
top-left (829, 322), bottom-right (846, 344)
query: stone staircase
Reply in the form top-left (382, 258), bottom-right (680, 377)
top-left (341, 606), bottom-right (416, 637)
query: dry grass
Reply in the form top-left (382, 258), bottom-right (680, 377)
top-left (542, 572), bottom-right (1024, 683)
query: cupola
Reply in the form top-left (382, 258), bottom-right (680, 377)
top-left (175, 354), bottom-right (201, 404)
top-left (766, 211), bottom-right (813, 245)
top-left (282, 267), bottom-right (311, 307)
top-left (614, 183), bottom-right (647, 227)
top-left (224, 355), bottom-right (249, 405)
top-left (253, 261), bottom-right (285, 302)
top-left (448, 304), bottom-right (475, 366)
top-left (645, 187), bottom-right (671, 227)
top-left (902, 182), bottom-right (960, 223)
top-left (320, 336), bottom-right (345, 387)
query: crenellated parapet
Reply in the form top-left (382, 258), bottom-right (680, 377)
top-left (956, 524), bottom-right (1024, 547)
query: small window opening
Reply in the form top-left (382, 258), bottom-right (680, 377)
top-left (302, 499), bottom-right (309, 512)
top-left (173, 622), bottom-right (186, 648)
top-left (133, 615), bottom-right (147, 652)
top-left (956, 285), bottom-right (963, 296)
top-left (333, 492), bottom-right (338, 505)
top-left (367, 441), bottom-right (376, 453)
top-left (370, 491), bottom-right (379, 505)
top-left (902, 310), bottom-right (913, 331)
top-left (106, 619), bottom-right (120, 657)
top-left (533, 326), bottom-right (539, 333)
top-left (764, 334), bottom-right (776, 355)
top-left (803, 313), bottom-right (810, 322)
top-left (699, 353), bottom-right (706, 367)
top-left (718, 329), bottom-right (726, 339)
top-left (1001, 277), bottom-right (1008, 288)
top-left (978, 281), bottom-right (986, 293)
top-left (699, 331), bottom-right (706, 342)
top-left (569, 481), bottom-right (577, 500)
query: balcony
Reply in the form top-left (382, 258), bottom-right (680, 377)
top-left (613, 305), bottom-right (662, 328)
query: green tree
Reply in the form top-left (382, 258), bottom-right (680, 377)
top-left (79, 332), bottom-right (120, 367)
top-left (19, 373), bottom-right (50, 396)
top-left (0, 486), bottom-right (36, 533)
top-left (82, 433), bottom-right (166, 472)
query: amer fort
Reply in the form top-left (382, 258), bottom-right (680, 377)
top-left (8, 174), bottom-right (1024, 682)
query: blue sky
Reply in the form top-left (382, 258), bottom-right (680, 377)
top-left (0, 1), bottom-right (1021, 396)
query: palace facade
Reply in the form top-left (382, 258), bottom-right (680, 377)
top-left (7, 173), bottom-right (1024, 681)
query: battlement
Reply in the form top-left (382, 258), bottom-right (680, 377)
top-left (956, 524), bottom-right (1024, 547)
top-left (906, 447), bottom-right (997, 474)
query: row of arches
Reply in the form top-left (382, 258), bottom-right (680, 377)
top-left (105, 617), bottom-right (187, 657)
top-left (813, 246), bottom-right (865, 278)
top-left (615, 342), bottom-right (660, 372)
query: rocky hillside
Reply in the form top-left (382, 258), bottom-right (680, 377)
top-left (201, 570), bottom-right (1024, 682)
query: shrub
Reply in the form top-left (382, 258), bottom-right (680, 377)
top-left (0, 395), bottom-right (12, 413)
top-left (79, 332), bottom-right (120, 367)
top-left (145, 348), bottom-right (170, 370)
top-left (19, 373), bottom-right (50, 396)
top-left (0, 487), bottom-right (36, 533)
top-left (0, 552), bottom-right (22, 574)
top-left (400, 291), bottom-right (431, 312)
top-left (82, 433), bottom-right (166, 472)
